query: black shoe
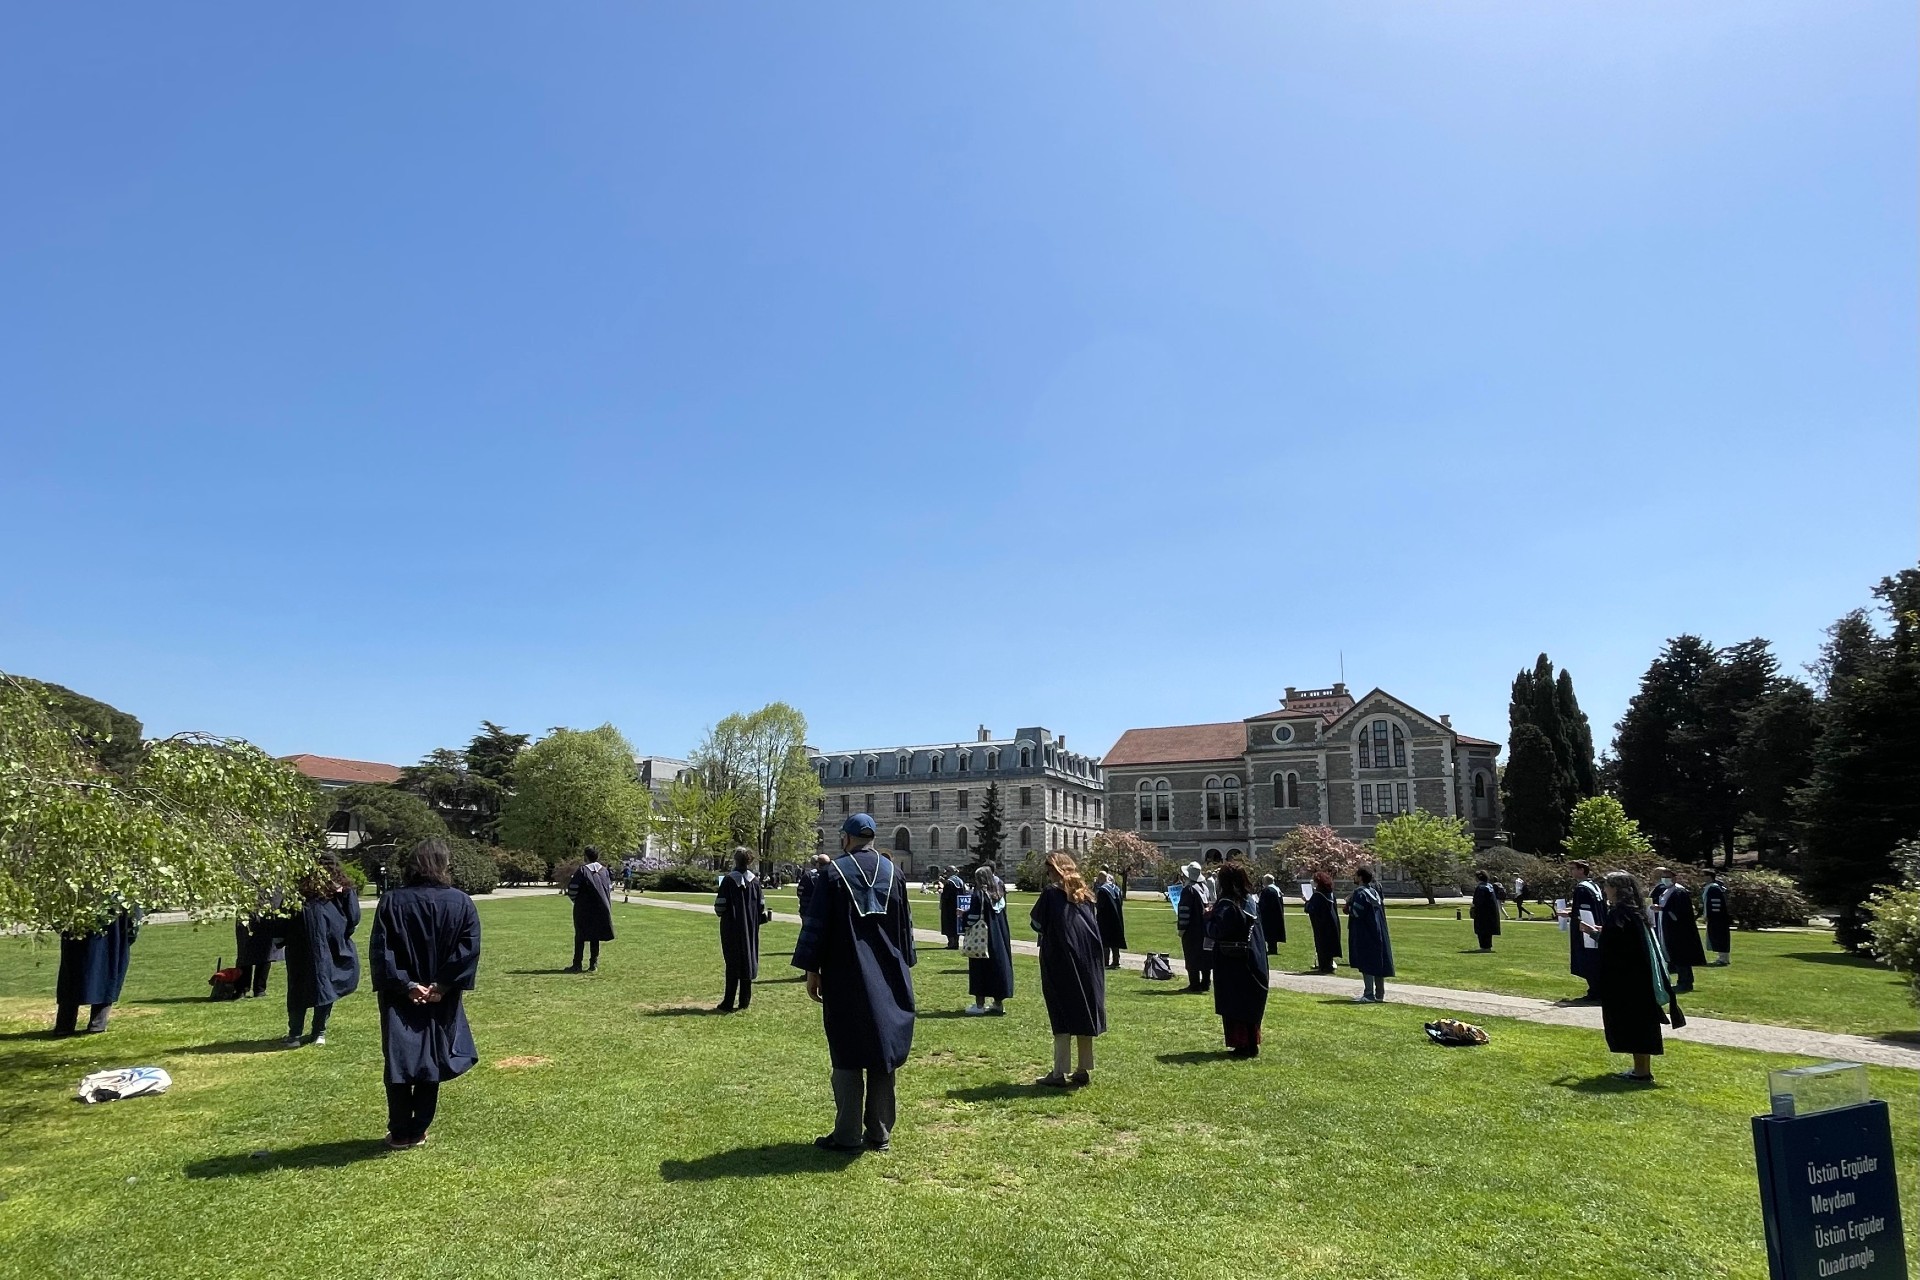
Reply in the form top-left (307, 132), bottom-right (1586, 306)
top-left (863, 1135), bottom-right (890, 1151)
top-left (564, 965), bottom-right (582, 973)
top-left (714, 1004), bottom-right (735, 1013)
top-left (1069, 1070), bottom-right (1090, 1087)
top-left (813, 1135), bottom-right (864, 1152)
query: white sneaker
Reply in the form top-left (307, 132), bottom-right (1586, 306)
top-left (313, 1033), bottom-right (327, 1046)
top-left (963, 1005), bottom-right (987, 1016)
top-left (284, 1036), bottom-right (303, 1049)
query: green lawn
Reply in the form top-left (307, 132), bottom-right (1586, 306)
top-left (645, 888), bottom-right (1917, 1039)
top-left (1, 897), bottom-right (1913, 1280)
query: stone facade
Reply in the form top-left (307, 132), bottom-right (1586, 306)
top-left (808, 726), bottom-right (1106, 873)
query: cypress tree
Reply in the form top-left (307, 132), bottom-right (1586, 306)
top-left (1503, 654), bottom-right (1595, 850)
top-left (974, 782), bottom-right (1005, 866)
top-left (1502, 724), bottom-right (1565, 853)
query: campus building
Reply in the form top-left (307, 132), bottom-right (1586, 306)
top-left (282, 753), bottom-right (403, 851)
top-left (1100, 684), bottom-right (1503, 876)
top-left (808, 726), bottom-right (1106, 873)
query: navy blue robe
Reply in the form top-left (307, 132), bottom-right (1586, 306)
top-left (796, 867), bottom-right (818, 916)
top-left (1345, 886), bottom-right (1395, 978)
top-left (1030, 887), bottom-right (1106, 1036)
top-left (715, 870), bottom-right (767, 980)
top-left (568, 862), bottom-right (616, 943)
top-left (1208, 895), bottom-right (1270, 1027)
top-left (1257, 884), bottom-right (1287, 945)
top-left (791, 850), bottom-right (917, 1072)
top-left (1656, 884), bottom-right (1707, 969)
top-left (1176, 883), bottom-right (1211, 980)
top-left (370, 884), bottom-right (482, 1085)
top-left (938, 875), bottom-right (964, 942)
top-left (285, 889), bottom-right (362, 1009)
top-left (1094, 882), bottom-right (1127, 950)
top-left (1599, 904), bottom-right (1667, 1056)
top-left (234, 910), bottom-right (284, 967)
top-left (56, 912), bottom-right (137, 1007)
top-left (1470, 883), bottom-right (1503, 940)
top-left (1569, 879), bottom-right (1605, 982)
top-left (1304, 890), bottom-right (1341, 966)
top-left (1702, 882), bottom-right (1732, 953)
top-left (963, 893), bottom-right (1015, 1002)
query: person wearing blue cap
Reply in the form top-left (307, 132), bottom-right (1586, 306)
top-left (792, 813), bottom-right (918, 1153)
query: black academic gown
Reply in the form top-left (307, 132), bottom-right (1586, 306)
top-left (1598, 903), bottom-right (1667, 1056)
top-left (1257, 885), bottom-right (1288, 947)
top-left (1208, 896), bottom-right (1271, 1028)
top-left (1094, 883), bottom-right (1127, 950)
top-left (1702, 882), bottom-right (1732, 954)
top-left (234, 912), bottom-right (284, 968)
top-left (715, 870), bottom-right (767, 980)
top-left (796, 868), bottom-right (818, 916)
top-left (1470, 883), bottom-right (1503, 944)
top-left (568, 862), bottom-right (616, 943)
top-left (1569, 879), bottom-right (1605, 982)
top-left (1176, 882), bottom-right (1211, 983)
top-left (56, 912), bottom-right (137, 1007)
top-left (790, 850), bottom-right (917, 1072)
top-left (963, 893), bottom-right (1015, 1002)
top-left (1305, 890), bottom-right (1342, 968)
top-left (1030, 887), bottom-right (1106, 1036)
top-left (1345, 887), bottom-right (1395, 978)
top-left (370, 884), bottom-right (482, 1085)
top-left (1656, 885), bottom-right (1706, 970)
top-left (938, 876), bottom-right (963, 943)
top-left (285, 888), bottom-right (362, 1010)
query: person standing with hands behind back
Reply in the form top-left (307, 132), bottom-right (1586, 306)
top-left (565, 847), bottom-right (616, 973)
top-left (714, 846), bottom-right (771, 1011)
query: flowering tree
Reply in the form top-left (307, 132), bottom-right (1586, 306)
top-left (1088, 830), bottom-right (1164, 894)
top-left (1270, 825), bottom-right (1367, 882)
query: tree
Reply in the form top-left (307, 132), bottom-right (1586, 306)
top-left (396, 748), bottom-right (499, 842)
top-left (1271, 824), bottom-right (1367, 882)
top-left (1502, 655), bottom-right (1596, 853)
top-left (327, 783), bottom-right (449, 852)
top-left (1612, 635), bottom-right (1724, 863)
top-left (974, 783), bottom-right (1005, 866)
top-left (653, 771), bottom-right (744, 865)
top-left (0, 674), bottom-right (319, 934)
top-left (692, 703), bottom-right (822, 862)
top-left (465, 721), bottom-right (528, 786)
top-left (1370, 810), bottom-right (1473, 904)
top-left (498, 725), bottom-right (650, 865)
top-left (15, 677), bottom-right (145, 776)
top-left (1088, 828), bottom-right (1160, 895)
top-left (1734, 680), bottom-right (1820, 863)
top-left (1502, 725), bottom-right (1566, 854)
top-left (1565, 795), bottom-right (1653, 868)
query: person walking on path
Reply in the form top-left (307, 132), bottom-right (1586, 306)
top-left (962, 865), bottom-right (1013, 1015)
top-left (1564, 860), bottom-right (1606, 1001)
top-left (1093, 870), bottom-right (1127, 970)
top-left (54, 906), bottom-right (139, 1036)
top-left (1345, 868), bottom-right (1394, 1003)
top-left (1651, 867), bottom-right (1705, 993)
top-left (1304, 871), bottom-right (1341, 974)
top-left (714, 846), bottom-right (771, 1011)
top-left (370, 838), bottom-right (482, 1150)
top-left (938, 866), bottom-right (965, 950)
top-left (1208, 864), bottom-right (1271, 1057)
top-left (1176, 862), bottom-right (1212, 992)
top-left (283, 853), bottom-right (361, 1048)
top-left (1030, 853), bottom-right (1107, 1087)
top-left (1701, 869), bottom-right (1733, 966)
top-left (566, 847), bottom-right (616, 973)
top-left (1470, 871), bottom-right (1503, 952)
top-left (1257, 874), bottom-right (1288, 955)
top-left (1583, 870), bottom-right (1682, 1083)
top-left (1512, 875), bottom-right (1533, 920)
top-left (792, 813), bottom-right (918, 1153)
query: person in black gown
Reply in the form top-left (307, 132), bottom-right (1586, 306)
top-left (54, 907), bottom-right (139, 1035)
top-left (1701, 868), bottom-right (1732, 966)
top-left (962, 865), bottom-right (1013, 1015)
top-left (1345, 867), bottom-right (1394, 1002)
top-left (1583, 870), bottom-right (1679, 1083)
top-left (1651, 867), bottom-right (1706, 994)
top-left (792, 813), bottom-right (917, 1152)
top-left (1031, 853), bottom-right (1107, 1086)
top-left (796, 853), bottom-right (829, 917)
top-left (1304, 871), bottom-right (1341, 974)
top-left (1469, 870), bottom-right (1502, 952)
top-left (938, 867), bottom-right (965, 950)
top-left (1207, 863), bottom-right (1270, 1056)
top-left (370, 838), bottom-right (482, 1150)
top-left (1176, 862), bottom-right (1212, 992)
top-left (234, 895), bottom-right (284, 999)
top-left (566, 846), bottom-right (616, 972)
top-left (283, 853), bottom-right (362, 1048)
top-left (1564, 860), bottom-right (1606, 1001)
top-left (1093, 870), bottom-right (1127, 969)
top-left (714, 846), bottom-right (771, 1011)
top-left (1257, 874), bottom-right (1287, 955)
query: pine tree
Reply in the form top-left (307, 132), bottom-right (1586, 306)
top-left (1502, 654), bottom-right (1596, 851)
top-left (1502, 725), bottom-right (1565, 853)
top-left (1612, 635), bottom-right (1720, 862)
top-left (974, 782), bottom-right (1005, 866)
top-left (1554, 669), bottom-right (1597, 800)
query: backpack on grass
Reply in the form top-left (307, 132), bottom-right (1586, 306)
top-left (208, 958), bottom-right (246, 1002)
top-left (1141, 953), bottom-right (1174, 981)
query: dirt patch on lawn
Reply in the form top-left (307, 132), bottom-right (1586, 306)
top-left (494, 1056), bottom-right (552, 1070)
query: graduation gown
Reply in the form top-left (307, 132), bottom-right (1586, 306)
top-left (370, 885), bottom-right (482, 1085)
top-left (1304, 890), bottom-right (1342, 966)
top-left (1030, 887), bottom-right (1107, 1036)
top-left (1176, 883), bottom-right (1212, 980)
top-left (938, 876), bottom-right (963, 941)
top-left (1569, 879), bottom-right (1605, 982)
top-left (715, 869), bottom-right (768, 980)
top-left (235, 911), bottom-right (285, 967)
top-left (285, 888), bottom-right (362, 1010)
top-left (796, 867), bottom-right (818, 916)
top-left (1094, 882), bottom-right (1128, 950)
top-left (1470, 884), bottom-right (1503, 941)
top-left (1257, 885), bottom-right (1288, 946)
top-left (56, 912), bottom-right (138, 1007)
top-left (1598, 903), bottom-right (1668, 1056)
top-left (790, 850), bottom-right (917, 1072)
top-left (1345, 886), bottom-right (1395, 978)
top-left (962, 893), bottom-right (1015, 1002)
top-left (1208, 896), bottom-right (1270, 1028)
top-left (568, 862), bottom-right (616, 943)
top-left (1655, 884), bottom-right (1706, 970)
top-left (1702, 882), bottom-right (1732, 954)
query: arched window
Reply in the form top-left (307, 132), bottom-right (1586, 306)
top-left (987, 749), bottom-right (1000, 771)
top-left (930, 753), bottom-right (943, 775)
top-left (1224, 776), bottom-right (1241, 823)
top-left (929, 828), bottom-right (941, 851)
top-left (1392, 725), bottom-right (1406, 768)
top-left (1286, 772), bottom-right (1300, 808)
top-left (1019, 825), bottom-right (1032, 850)
top-left (893, 827), bottom-right (912, 853)
top-left (957, 827), bottom-right (970, 853)
top-left (1051, 828), bottom-right (1059, 850)
top-left (839, 758), bottom-right (853, 779)
top-left (865, 756), bottom-right (878, 777)
top-left (1205, 777), bottom-right (1223, 824)
top-left (897, 753), bottom-right (911, 776)
top-left (1473, 771), bottom-right (1490, 818)
top-left (958, 751), bottom-right (970, 773)
top-left (1019, 746), bottom-right (1033, 769)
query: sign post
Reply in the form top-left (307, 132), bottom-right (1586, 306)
top-left (1752, 1098), bottom-right (1906, 1279)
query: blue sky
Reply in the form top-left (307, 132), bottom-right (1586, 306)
top-left (3, 3), bottom-right (1913, 768)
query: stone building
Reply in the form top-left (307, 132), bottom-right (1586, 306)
top-left (809, 726), bottom-right (1106, 873)
top-left (1100, 685), bottom-right (1503, 877)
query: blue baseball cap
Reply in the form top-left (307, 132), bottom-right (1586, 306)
top-left (842, 813), bottom-right (877, 837)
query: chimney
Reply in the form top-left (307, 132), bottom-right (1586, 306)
top-left (1058, 735), bottom-right (1066, 749)
top-left (1440, 714), bottom-right (1452, 727)
top-left (977, 725), bottom-right (990, 742)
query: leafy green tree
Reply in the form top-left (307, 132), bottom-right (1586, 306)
top-left (498, 725), bottom-right (651, 865)
top-left (1565, 795), bottom-right (1654, 867)
top-left (1502, 724), bottom-right (1566, 854)
top-left (465, 721), bottom-right (528, 786)
top-left (327, 783), bottom-right (449, 851)
top-left (654, 771), bottom-right (745, 865)
top-left (692, 703), bottom-right (821, 862)
top-left (1613, 635), bottom-right (1724, 863)
top-left (14, 678), bottom-right (145, 776)
top-left (1370, 810), bottom-right (1473, 904)
top-left (973, 783), bottom-right (1005, 866)
top-left (1734, 680), bottom-right (1820, 863)
top-left (396, 748), bottom-right (499, 842)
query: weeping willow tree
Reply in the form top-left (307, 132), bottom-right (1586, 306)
top-left (0, 673), bottom-right (321, 934)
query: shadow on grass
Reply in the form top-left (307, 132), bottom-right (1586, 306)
top-left (659, 1141), bottom-right (861, 1181)
top-left (0, 1029), bottom-right (62, 1043)
top-left (918, 1009), bottom-right (995, 1021)
top-left (185, 1139), bottom-right (391, 1179)
top-left (638, 1006), bottom-right (728, 1018)
top-left (1875, 1030), bottom-right (1920, 1046)
top-left (1779, 951), bottom-right (1885, 970)
top-left (757, 976), bottom-right (806, 985)
top-left (503, 968), bottom-right (584, 976)
top-left (137, 996), bottom-right (232, 1006)
top-left (945, 1082), bottom-right (1059, 1103)
top-left (1156, 1050), bottom-right (1237, 1066)
top-left (1134, 986), bottom-right (1200, 996)
top-left (168, 1039), bottom-right (293, 1056)
top-left (1550, 1073), bottom-right (1659, 1094)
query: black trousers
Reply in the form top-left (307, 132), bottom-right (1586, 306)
top-left (244, 961), bottom-right (271, 997)
top-left (722, 974), bottom-right (754, 1009)
top-left (1105, 946), bottom-right (1121, 968)
top-left (1476, 931), bottom-right (1494, 951)
top-left (1672, 963), bottom-right (1694, 990)
top-left (572, 937), bottom-right (601, 969)
top-left (289, 1001), bottom-right (333, 1039)
top-left (386, 1081), bottom-right (440, 1142)
top-left (54, 1003), bottom-right (111, 1034)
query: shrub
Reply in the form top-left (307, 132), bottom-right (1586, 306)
top-left (494, 847), bottom-right (548, 886)
top-left (1013, 852), bottom-right (1047, 894)
top-left (356, 844), bottom-right (397, 886)
top-left (338, 859), bottom-right (368, 893)
top-left (449, 840), bottom-right (499, 895)
top-left (1719, 869), bottom-right (1811, 930)
top-left (647, 866), bottom-right (721, 893)
top-left (552, 858), bottom-right (583, 892)
top-left (1864, 882), bottom-right (1920, 1004)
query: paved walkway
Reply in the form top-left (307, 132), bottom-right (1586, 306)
top-left (613, 894), bottom-right (1920, 1071)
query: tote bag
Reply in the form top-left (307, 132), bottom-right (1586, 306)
top-left (961, 915), bottom-right (992, 960)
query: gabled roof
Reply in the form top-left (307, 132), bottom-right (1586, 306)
top-left (1245, 707), bottom-right (1335, 723)
top-left (1455, 734), bottom-right (1502, 749)
top-left (282, 754), bottom-right (403, 786)
top-left (1101, 723), bottom-right (1245, 768)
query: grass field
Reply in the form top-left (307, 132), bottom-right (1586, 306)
top-left (645, 888), bottom-right (1919, 1039)
top-left (0, 896), bottom-right (1914, 1280)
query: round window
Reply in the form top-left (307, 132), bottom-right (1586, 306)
top-left (1273, 725), bottom-right (1293, 744)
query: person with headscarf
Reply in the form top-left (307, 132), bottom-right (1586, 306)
top-left (1345, 867), bottom-right (1394, 1003)
top-left (1582, 870), bottom-right (1682, 1083)
top-left (1256, 874), bottom-right (1288, 956)
top-left (1031, 853), bottom-right (1107, 1086)
top-left (1208, 863), bottom-right (1271, 1056)
top-left (714, 846), bottom-right (771, 1011)
top-left (962, 864), bottom-right (1013, 1015)
top-left (1564, 860), bottom-right (1606, 1001)
top-left (565, 846), bottom-right (616, 973)
top-left (1651, 867), bottom-right (1705, 993)
top-left (938, 866), bottom-right (965, 950)
top-left (1469, 870), bottom-right (1502, 952)
top-left (54, 904), bottom-right (140, 1035)
top-left (1093, 870), bottom-right (1127, 969)
top-left (1176, 862), bottom-right (1212, 992)
top-left (1304, 871), bottom-right (1341, 974)
top-left (283, 852), bottom-right (362, 1048)
top-left (1701, 868), bottom-right (1733, 966)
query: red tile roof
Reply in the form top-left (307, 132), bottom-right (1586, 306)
top-left (1454, 734), bottom-right (1502, 749)
top-left (1244, 707), bottom-right (1336, 723)
top-left (282, 754), bottom-right (404, 786)
top-left (1101, 723), bottom-right (1245, 768)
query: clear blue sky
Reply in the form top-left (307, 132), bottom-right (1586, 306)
top-left (3, 3), bottom-right (1914, 768)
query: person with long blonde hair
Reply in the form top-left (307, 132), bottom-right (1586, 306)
top-left (1029, 853), bottom-right (1107, 1087)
